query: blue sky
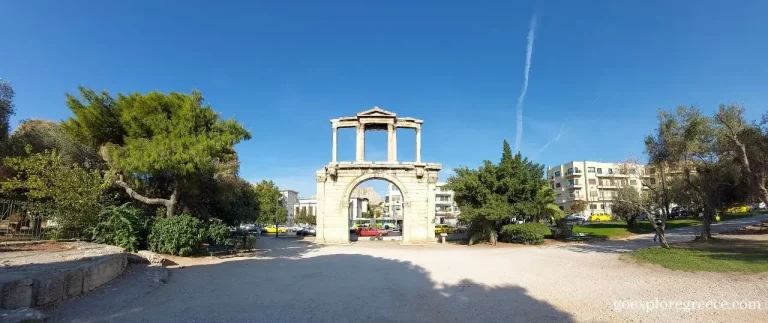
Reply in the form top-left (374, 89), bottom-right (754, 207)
top-left (2, 1), bottom-right (768, 197)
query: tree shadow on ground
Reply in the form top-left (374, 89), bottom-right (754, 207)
top-left (48, 239), bottom-right (576, 323)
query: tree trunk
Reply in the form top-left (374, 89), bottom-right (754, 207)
top-left (729, 133), bottom-right (768, 208)
top-left (655, 226), bottom-right (670, 248)
top-left (700, 205), bottom-right (714, 240)
top-left (114, 175), bottom-right (179, 217)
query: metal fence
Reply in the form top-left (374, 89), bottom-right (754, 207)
top-left (0, 199), bottom-right (59, 242)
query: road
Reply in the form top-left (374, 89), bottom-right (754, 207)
top-left (46, 215), bottom-right (768, 323)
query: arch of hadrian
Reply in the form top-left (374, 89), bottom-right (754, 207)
top-left (315, 107), bottom-right (441, 244)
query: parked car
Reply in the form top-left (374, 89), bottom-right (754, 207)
top-left (589, 213), bottom-right (612, 222)
top-left (356, 227), bottom-right (388, 237)
top-left (636, 212), bottom-right (648, 221)
top-left (434, 224), bottom-right (457, 234)
top-left (726, 205), bottom-right (752, 213)
top-left (565, 214), bottom-right (589, 224)
top-left (264, 225), bottom-right (287, 234)
top-left (669, 206), bottom-right (688, 218)
top-left (509, 217), bottom-right (526, 224)
top-left (239, 223), bottom-right (259, 232)
top-left (296, 227), bottom-right (316, 236)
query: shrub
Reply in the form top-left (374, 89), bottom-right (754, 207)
top-left (205, 218), bottom-right (230, 246)
top-left (550, 218), bottom-right (573, 239)
top-left (148, 214), bottom-right (203, 256)
top-left (500, 223), bottom-right (550, 244)
top-left (91, 203), bottom-right (148, 252)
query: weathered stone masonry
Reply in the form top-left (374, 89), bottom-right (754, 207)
top-left (315, 107), bottom-right (441, 244)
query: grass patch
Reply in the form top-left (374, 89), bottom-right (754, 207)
top-left (629, 238), bottom-right (768, 272)
top-left (572, 211), bottom-right (768, 240)
top-left (573, 219), bottom-right (700, 239)
top-left (719, 211), bottom-right (767, 221)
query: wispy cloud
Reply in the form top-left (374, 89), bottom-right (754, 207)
top-left (534, 120), bottom-right (567, 158)
top-left (515, 14), bottom-right (538, 153)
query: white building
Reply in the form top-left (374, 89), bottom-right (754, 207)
top-left (294, 196), bottom-right (317, 218)
top-left (435, 182), bottom-right (460, 225)
top-left (384, 182), bottom-right (460, 225)
top-left (546, 161), bottom-right (648, 215)
top-left (280, 189), bottom-right (299, 225)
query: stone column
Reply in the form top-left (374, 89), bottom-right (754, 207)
top-left (387, 124), bottom-right (397, 162)
top-left (356, 124), bottom-right (365, 162)
top-left (415, 126), bottom-right (422, 163)
top-left (332, 126), bottom-right (338, 163)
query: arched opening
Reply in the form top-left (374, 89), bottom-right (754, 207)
top-left (344, 177), bottom-right (405, 242)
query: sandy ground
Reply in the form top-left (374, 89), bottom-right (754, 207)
top-left (46, 215), bottom-right (768, 323)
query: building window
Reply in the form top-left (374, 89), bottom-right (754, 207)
top-left (588, 167), bottom-right (595, 173)
top-left (630, 169), bottom-right (637, 175)
top-left (608, 168), bottom-right (614, 174)
top-left (597, 168), bottom-right (603, 174)
top-left (567, 167), bottom-right (573, 175)
top-left (590, 204), bottom-right (597, 210)
top-left (600, 204), bottom-right (605, 209)
top-left (590, 191), bottom-right (598, 197)
top-left (555, 171), bottom-right (561, 177)
top-left (555, 182), bottom-right (561, 188)
top-left (568, 179), bottom-right (574, 186)
top-left (648, 168), bottom-right (656, 175)
top-left (650, 178), bottom-right (657, 185)
top-left (575, 167), bottom-right (581, 173)
top-left (630, 180), bottom-right (637, 185)
top-left (588, 179), bottom-right (597, 185)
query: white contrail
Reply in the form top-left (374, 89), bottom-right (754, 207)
top-left (535, 120), bottom-right (567, 157)
top-left (514, 14), bottom-right (537, 153)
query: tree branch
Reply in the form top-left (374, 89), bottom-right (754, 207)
top-left (114, 174), bottom-right (171, 206)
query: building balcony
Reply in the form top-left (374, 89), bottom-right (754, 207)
top-left (436, 200), bottom-right (452, 205)
top-left (566, 184), bottom-right (583, 189)
top-left (597, 184), bottom-right (617, 189)
top-left (565, 171), bottom-right (582, 178)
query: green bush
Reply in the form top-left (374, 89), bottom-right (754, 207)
top-left (500, 223), bottom-right (550, 245)
top-left (205, 218), bottom-right (230, 246)
top-left (91, 203), bottom-right (148, 252)
top-left (148, 214), bottom-right (204, 256)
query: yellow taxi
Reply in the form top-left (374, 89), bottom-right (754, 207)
top-left (434, 224), bottom-right (457, 234)
top-left (726, 205), bottom-right (751, 214)
top-left (264, 225), bottom-right (287, 233)
top-left (589, 213), bottom-right (612, 222)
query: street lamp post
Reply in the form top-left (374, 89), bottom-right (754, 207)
top-left (275, 193), bottom-right (280, 239)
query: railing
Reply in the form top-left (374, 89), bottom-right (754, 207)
top-left (0, 199), bottom-right (66, 243)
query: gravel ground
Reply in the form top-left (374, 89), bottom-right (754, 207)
top-left (46, 216), bottom-right (768, 323)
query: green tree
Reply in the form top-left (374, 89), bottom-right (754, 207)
top-left (4, 119), bottom-right (98, 167)
top-left (253, 180), bottom-right (287, 225)
top-left (1, 147), bottom-right (109, 237)
top-left (295, 208), bottom-right (316, 225)
top-left (569, 200), bottom-right (587, 214)
top-left (612, 186), bottom-right (647, 227)
top-left (644, 106), bottom-right (749, 242)
top-left (63, 88), bottom-right (251, 216)
top-left (0, 79), bottom-right (15, 144)
top-left (446, 140), bottom-right (554, 245)
top-left (714, 104), bottom-right (768, 208)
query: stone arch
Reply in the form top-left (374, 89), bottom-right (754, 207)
top-left (341, 172), bottom-right (408, 208)
top-left (315, 107), bottom-right (441, 244)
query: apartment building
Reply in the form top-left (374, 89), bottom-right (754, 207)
top-left (547, 161), bottom-right (649, 215)
top-left (384, 182), bottom-right (460, 225)
top-left (435, 182), bottom-right (460, 225)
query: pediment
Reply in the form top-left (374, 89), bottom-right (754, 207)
top-left (357, 107), bottom-right (396, 118)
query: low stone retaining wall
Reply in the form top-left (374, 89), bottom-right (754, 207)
top-left (0, 253), bottom-right (127, 309)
